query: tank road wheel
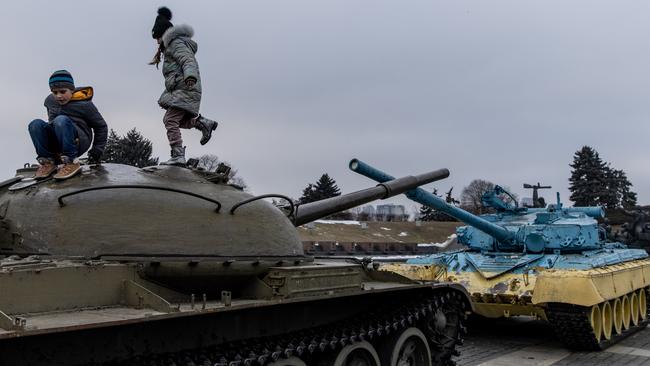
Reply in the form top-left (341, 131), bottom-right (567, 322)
top-left (601, 301), bottom-right (613, 341)
top-left (638, 289), bottom-right (647, 321)
top-left (631, 292), bottom-right (640, 326)
top-left (612, 298), bottom-right (623, 335)
top-left (548, 295), bottom-right (650, 351)
top-left (590, 304), bottom-right (603, 343)
top-left (331, 342), bottom-right (381, 366)
top-left (622, 295), bottom-right (631, 330)
top-left (379, 327), bottom-right (432, 366)
top-left (268, 357), bottom-right (307, 366)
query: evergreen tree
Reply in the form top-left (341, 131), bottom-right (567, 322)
top-left (418, 189), bottom-right (438, 221)
top-left (601, 166), bottom-right (621, 209)
top-left (437, 187), bottom-right (460, 221)
top-left (568, 146), bottom-right (637, 208)
top-left (612, 169), bottom-right (637, 209)
top-left (102, 130), bottom-right (122, 164)
top-left (569, 146), bottom-right (609, 206)
top-left (299, 174), bottom-right (341, 204)
top-left (103, 128), bottom-right (159, 167)
top-left (419, 188), bottom-right (459, 221)
top-left (299, 184), bottom-right (317, 204)
top-left (315, 173), bottom-right (341, 199)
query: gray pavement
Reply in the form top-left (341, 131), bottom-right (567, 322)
top-left (455, 316), bottom-right (650, 366)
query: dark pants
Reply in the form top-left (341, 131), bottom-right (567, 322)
top-left (163, 108), bottom-right (198, 146)
top-left (28, 116), bottom-right (81, 160)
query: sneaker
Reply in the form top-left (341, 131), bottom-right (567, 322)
top-left (54, 158), bottom-right (81, 180)
top-left (34, 158), bottom-right (57, 180)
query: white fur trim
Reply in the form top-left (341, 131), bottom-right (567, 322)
top-left (162, 24), bottom-right (194, 46)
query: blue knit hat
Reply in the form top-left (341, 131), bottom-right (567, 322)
top-left (49, 70), bottom-right (75, 91)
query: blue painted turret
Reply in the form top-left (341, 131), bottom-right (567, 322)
top-left (349, 158), bottom-right (647, 259)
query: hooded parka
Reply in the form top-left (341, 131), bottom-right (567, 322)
top-left (158, 25), bottom-right (202, 115)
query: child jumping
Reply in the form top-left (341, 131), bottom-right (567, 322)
top-left (28, 70), bottom-right (108, 180)
top-left (150, 6), bottom-right (218, 166)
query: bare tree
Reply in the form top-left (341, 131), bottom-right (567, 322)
top-left (461, 179), bottom-right (495, 214)
top-left (195, 154), bottom-right (248, 190)
top-left (461, 179), bottom-right (519, 214)
top-left (197, 154), bottom-right (222, 172)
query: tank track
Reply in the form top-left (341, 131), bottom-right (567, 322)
top-left (547, 295), bottom-right (650, 350)
top-left (107, 290), bottom-right (467, 366)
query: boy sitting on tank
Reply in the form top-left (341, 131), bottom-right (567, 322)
top-left (28, 70), bottom-right (108, 180)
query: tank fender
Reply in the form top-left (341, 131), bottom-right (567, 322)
top-left (532, 258), bottom-right (650, 307)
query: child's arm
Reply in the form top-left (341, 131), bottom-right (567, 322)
top-left (44, 95), bottom-right (57, 121)
top-left (83, 102), bottom-right (108, 158)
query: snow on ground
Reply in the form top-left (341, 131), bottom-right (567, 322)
top-left (313, 220), bottom-right (361, 225)
top-left (398, 232), bottom-right (408, 237)
top-left (417, 234), bottom-right (457, 248)
top-left (380, 227), bottom-right (391, 231)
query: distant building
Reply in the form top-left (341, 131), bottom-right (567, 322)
top-left (376, 204), bottom-right (408, 222)
top-left (356, 205), bottom-right (377, 221)
top-left (356, 204), bottom-right (408, 222)
top-left (362, 205), bottom-right (376, 215)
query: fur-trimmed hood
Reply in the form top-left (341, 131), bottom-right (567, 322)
top-left (162, 24), bottom-right (195, 48)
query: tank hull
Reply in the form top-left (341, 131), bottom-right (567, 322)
top-left (0, 255), bottom-right (471, 365)
top-left (379, 251), bottom-right (650, 349)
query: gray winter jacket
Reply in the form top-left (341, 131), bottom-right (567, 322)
top-left (158, 25), bottom-right (202, 115)
top-left (44, 87), bottom-right (108, 155)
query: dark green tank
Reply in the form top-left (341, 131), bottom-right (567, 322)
top-left (0, 162), bottom-right (471, 366)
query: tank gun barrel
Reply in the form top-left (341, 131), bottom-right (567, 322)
top-left (349, 159), bottom-right (515, 244)
top-left (292, 167), bottom-right (450, 226)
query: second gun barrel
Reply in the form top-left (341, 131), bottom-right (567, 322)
top-left (292, 166), bottom-right (449, 226)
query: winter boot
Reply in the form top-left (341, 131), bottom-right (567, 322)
top-left (34, 158), bottom-right (57, 179)
top-left (194, 115), bottom-right (218, 145)
top-left (160, 145), bottom-right (186, 166)
top-left (54, 156), bottom-right (81, 180)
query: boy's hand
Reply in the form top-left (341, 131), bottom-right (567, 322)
top-left (185, 77), bottom-right (196, 88)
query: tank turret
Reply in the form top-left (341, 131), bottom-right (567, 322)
top-left (1, 163), bottom-right (448, 257)
top-left (349, 159), bottom-right (625, 255)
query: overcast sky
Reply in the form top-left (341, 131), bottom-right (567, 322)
top-left (1, 1), bottom-right (649, 212)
